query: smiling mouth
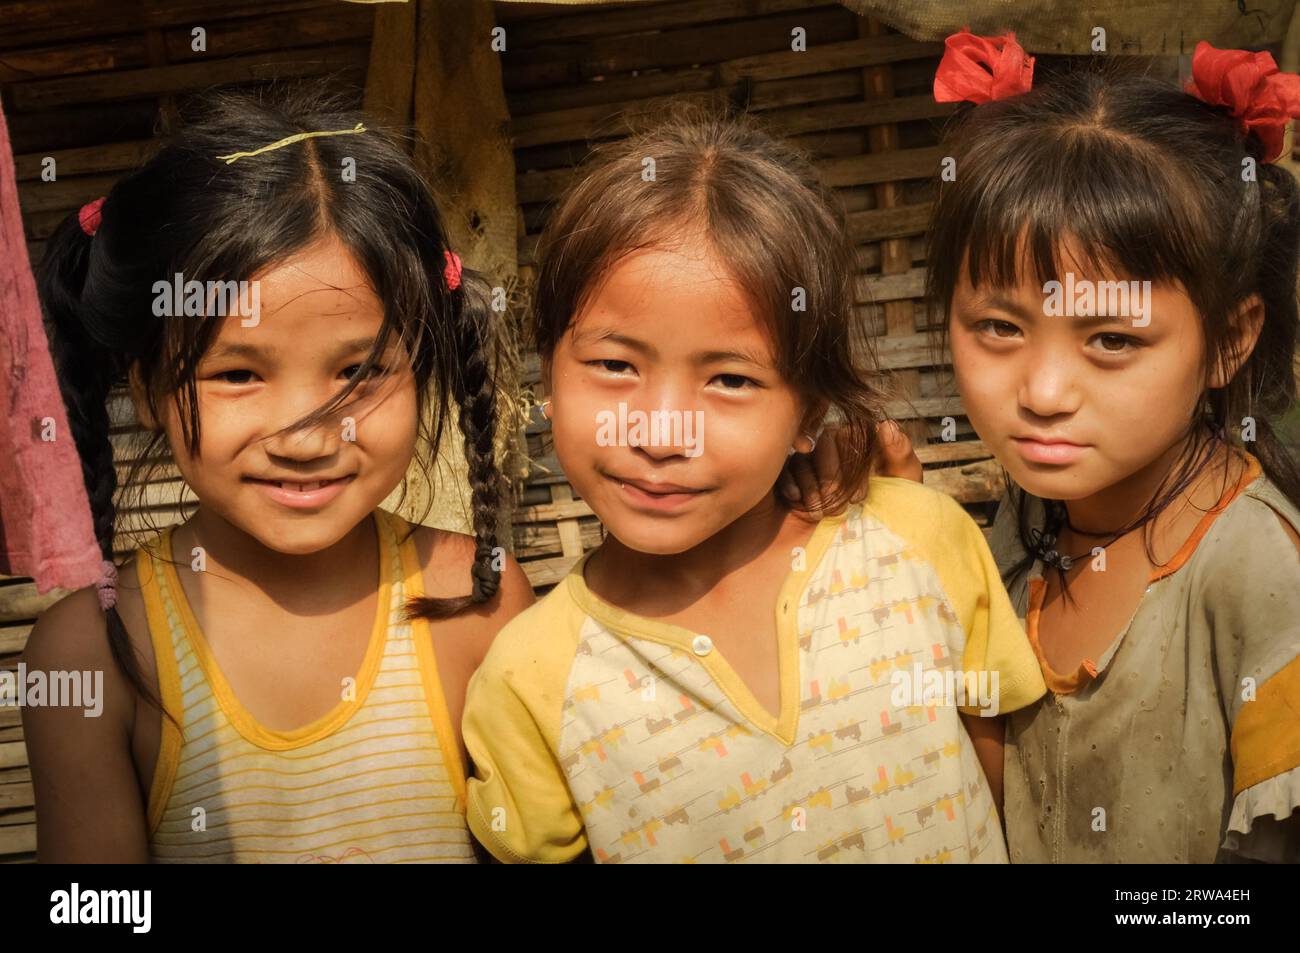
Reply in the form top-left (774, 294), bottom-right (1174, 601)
top-left (610, 475), bottom-right (708, 496)
top-left (245, 475), bottom-right (355, 492)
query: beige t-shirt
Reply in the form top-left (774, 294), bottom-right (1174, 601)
top-left (988, 453), bottom-right (1300, 863)
top-left (464, 479), bottom-right (1046, 863)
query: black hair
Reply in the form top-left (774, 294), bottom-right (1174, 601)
top-left (38, 85), bottom-right (504, 710)
top-left (925, 62), bottom-right (1300, 590)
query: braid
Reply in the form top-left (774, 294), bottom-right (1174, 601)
top-left (39, 210), bottom-right (166, 715)
top-left (453, 271), bottom-right (502, 603)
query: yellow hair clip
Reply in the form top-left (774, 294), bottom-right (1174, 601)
top-left (216, 122), bottom-right (368, 165)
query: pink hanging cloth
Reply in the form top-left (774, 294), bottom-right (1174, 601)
top-left (0, 100), bottom-right (103, 594)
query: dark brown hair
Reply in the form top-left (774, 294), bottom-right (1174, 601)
top-left (925, 63), bottom-right (1300, 586)
top-left (532, 103), bottom-right (889, 514)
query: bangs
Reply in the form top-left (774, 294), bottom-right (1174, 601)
top-left (954, 130), bottom-right (1207, 297)
top-left (925, 68), bottom-right (1245, 320)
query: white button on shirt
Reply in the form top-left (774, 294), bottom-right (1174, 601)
top-left (692, 635), bottom-right (713, 657)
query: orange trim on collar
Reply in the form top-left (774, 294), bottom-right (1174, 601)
top-left (1024, 577), bottom-right (1096, 695)
top-left (1025, 451), bottom-right (1262, 694)
top-left (1149, 452), bottom-right (1261, 583)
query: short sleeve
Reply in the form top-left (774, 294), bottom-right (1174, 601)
top-left (932, 492), bottom-right (1046, 717)
top-left (863, 478), bottom-right (1046, 718)
top-left (1201, 492), bottom-right (1300, 861)
top-left (462, 598), bottom-right (588, 864)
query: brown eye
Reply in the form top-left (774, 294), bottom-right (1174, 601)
top-left (974, 319), bottom-right (1020, 338)
top-left (1093, 333), bottom-right (1139, 353)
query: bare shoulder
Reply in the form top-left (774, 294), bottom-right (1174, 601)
top-left (22, 586), bottom-right (135, 732)
top-left (408, 524), bottom-right (536, 660)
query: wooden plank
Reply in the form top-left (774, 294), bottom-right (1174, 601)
top-left (0, 0), bottom-right (331, 51)
top-left (13, 138), bottom-right (157, 182)
top-left (511, 89), bottom-right (949, 152)
top-left (0, 583), bottom-right (67, 624)
top-left (845, 202), bottom-right (932, 243)
top-left (883, 396), bottom-right (964, 420)
top-left (514, 499), bottom-right (595, 523)
top-left (519, 553), bottom-right (582, 589)
top-left (0, 625), bottom-right (31, 656)
top-left (0, 742), bottom-right (28, 771)
top-left (720, 34), bottom-right (943, 84)
top-left (5, 100), bottom-right (157, 154)
top-left (507, 64), bottom-right (716, 116)
top-left (761, 94), bottom-right (954, 137)
top-left (8, 43), bottom-right (369, 111)
top-left (15, 172), bottom-right (122, 215)
top-left (0, 782), bottom-right (34, 811)
top-left (0, 823), bottom-right (36, 858)
top-left (0, 36), bottom-right (148, 83)
top-left (503, 8), bottom-right (852, 90)
top-left (513, 521), bottom-right (603, 560)
top-left (511, 89), bottom-right (729, 149)
top-left (817, 145), bottom-right (944, 188)
top-left (504, 0), bottom-right (825, 46)
top-left (162, 4), bottom-right (374, 62)
top-left (923, 458), bottom-right (1004, 504)
top-left (517, 146), bottom-right (942, 206)
top-left (856, 267), bottom-right (926, 305)
top-left (915, 440), bottom-right (991, 464)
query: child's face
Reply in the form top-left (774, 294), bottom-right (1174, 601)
top-left (547, 237), bottom-right (810, 555)
top-left (949, 244), bottom-right (1207, 501)
top-left (141, 234), bottom-right (418, 554)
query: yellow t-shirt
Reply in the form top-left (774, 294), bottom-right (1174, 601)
top-left (464, 477), bottom-right (1046, 863)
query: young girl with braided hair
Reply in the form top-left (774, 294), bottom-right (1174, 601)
top-left (21, 87), bottom-right (533, 863)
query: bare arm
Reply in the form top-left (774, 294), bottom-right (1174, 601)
top-left (961, 711), bottom-right (1005, 819)
top-left (22, 587), bottom-right (150, 862)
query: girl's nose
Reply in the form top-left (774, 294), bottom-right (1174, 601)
top-left (262, 400), bottom-right (344, 461)
top-left (627, 386), bottom-right (699, 460)
top-left (1017, 349), bottom-right (1082, 419)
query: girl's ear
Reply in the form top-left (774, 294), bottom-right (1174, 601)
top-left (127, 362), bottom-right (160, 431)
top-left (1210, 294), bottom-right (1266, 389)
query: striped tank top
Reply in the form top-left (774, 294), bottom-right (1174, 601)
top-left (137, 508), bottom-right (476, 863)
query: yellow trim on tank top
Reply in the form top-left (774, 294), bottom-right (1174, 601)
top-left (390, 513), bottom-right (469, 813)
top-left (155, 511), bottom-right (392, 751)
top-left (137, 538), bottom-right (187, 836)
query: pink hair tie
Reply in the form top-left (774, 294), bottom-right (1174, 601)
top-left (79, 196), bottom-right (106, 236)
top-left (444, 249), bottom-right (462, 291)
top-left (96, 559), bottom-right (118, 611)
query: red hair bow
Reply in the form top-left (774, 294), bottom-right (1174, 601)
top-left (1187, 41), bottom-right (1300, 163)
top-left (79, 196), bottom-right (105, 236)
top-left (443, 249), bottom-right (462, 291)
top-left (933, 29), bottom-right (1035, 105)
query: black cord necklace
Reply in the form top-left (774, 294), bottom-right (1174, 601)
top-left (1026, 433), bottom-right (1222, 573)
